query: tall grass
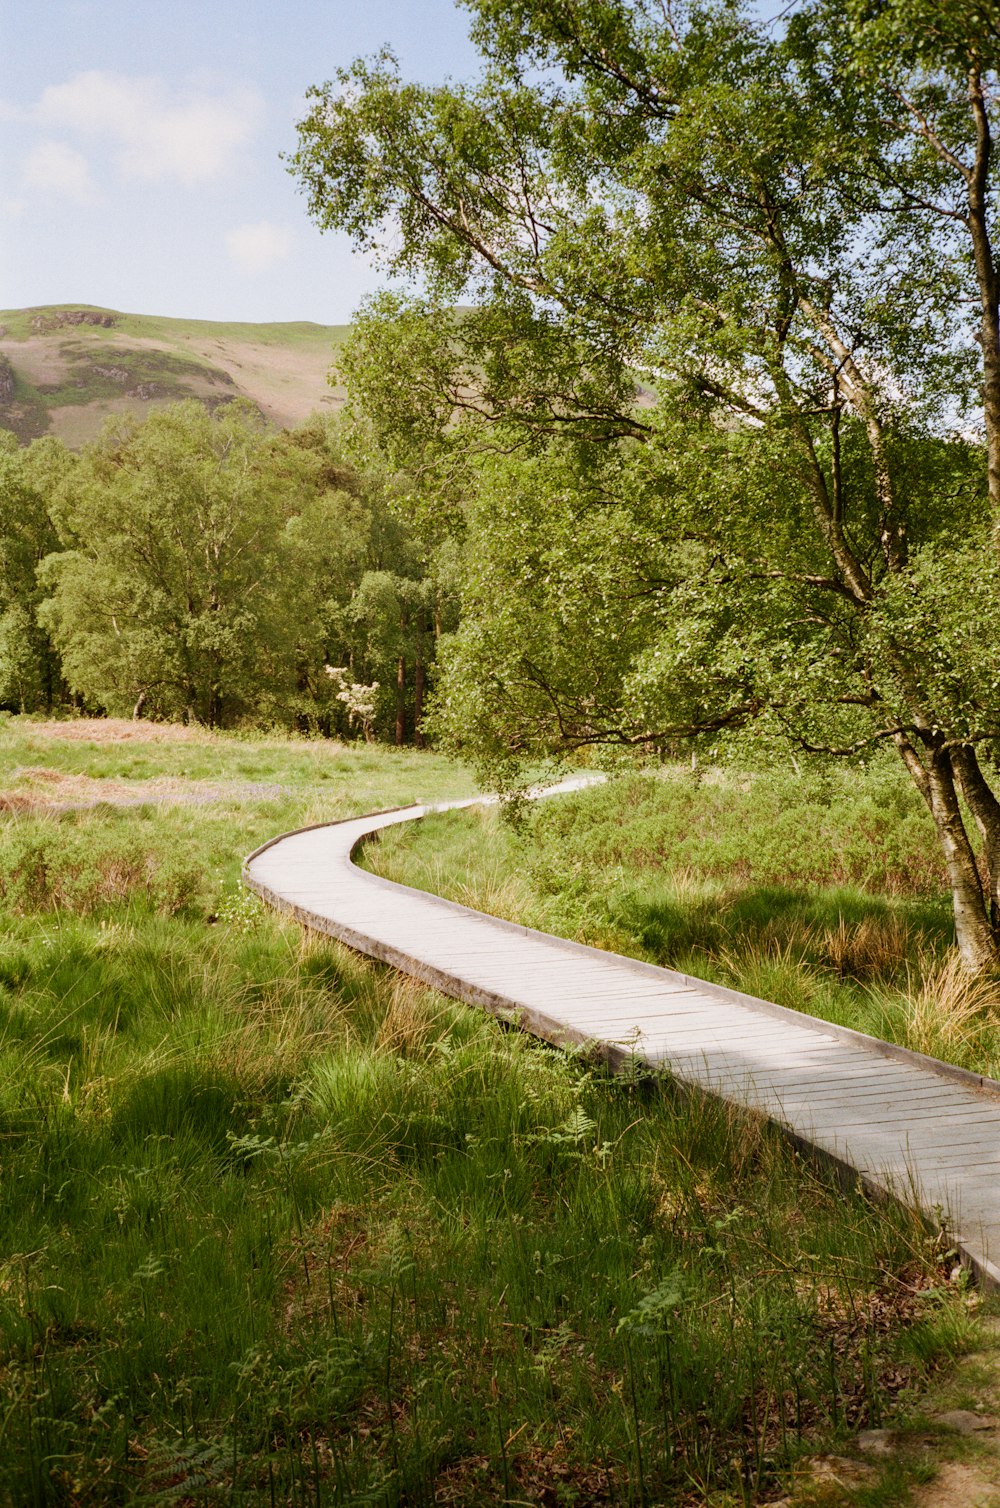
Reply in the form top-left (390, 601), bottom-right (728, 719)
top-left (0, 730), bottom-right (984, 1504)
top-left (0, 911), bottom-right (966, 1505)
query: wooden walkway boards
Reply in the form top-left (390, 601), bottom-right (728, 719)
top-left (245, 790), bottom-right (1000, 1289)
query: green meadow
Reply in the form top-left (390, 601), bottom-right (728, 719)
top-left (0, 720), bottom-right (992, 1506)
top-left (0, 307), bottom-right (349, 348)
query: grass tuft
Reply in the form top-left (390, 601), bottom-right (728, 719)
top-left (872, 951), bottom-right (1000, 1068)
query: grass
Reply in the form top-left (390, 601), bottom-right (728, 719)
top-left (0, 722), bottom-right (991, 1505)
top-left (365, 762), bottom-right (1000, 1079)
top-left (0, 306), bottom-right (350, 349)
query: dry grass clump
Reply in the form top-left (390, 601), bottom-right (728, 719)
top-left (453, 857), bottom-right (537, 923)
top-left (716, 938), bottom-right (829, 1016)
top-left (724, 914), bottom-right (913, 983)
top-left (374, 977), bottom-right (451, 1055)
top-left (705, 901), bottom-right (919, 983)
top-left (888, 952), bottom-right (1000, 1064)
top-left (211, 994), bottom-right (345, 1082)
top-left (0, 792), bottom-right (43, 813)
top-left (816, 913), bottom-right (913, 980)
top-left (1, 766), bottom-right (287, 812)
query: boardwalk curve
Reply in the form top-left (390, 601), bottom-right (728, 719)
top-left (245, 787), bottom-right (1000, 1290)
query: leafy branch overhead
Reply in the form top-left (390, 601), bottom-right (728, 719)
top-left (291, 0), bottom-right (1000, 971)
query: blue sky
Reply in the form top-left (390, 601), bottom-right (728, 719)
top-left (1, 0), bottom-right (482, 324)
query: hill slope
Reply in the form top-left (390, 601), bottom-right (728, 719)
top-left (0, 305), bottom-right (349, 448)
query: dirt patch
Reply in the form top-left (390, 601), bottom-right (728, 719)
top-left (913, 1459), bottom-right (1000, 1507)
top-left (774, 1312), bottom-right (1000, 1506)
top-left (0, 336), bottom-right (74, 388)
top-left (0, 766), bottom-right (286, 812)
top-left (167, 334), bottom-right (345, 429)
top-left (9, 718), bottom-right (211, 744)
top-left (908, 1320), bottom-right (1000, 1508)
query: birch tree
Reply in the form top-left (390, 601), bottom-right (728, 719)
top-left (292, 0), bottom-right (1000, 968)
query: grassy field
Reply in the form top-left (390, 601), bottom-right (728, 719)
top-left (0, 306), bottom-right (349, 446)
top-left (366, 762), bottom-right (1000, 1080)
top-left (0, 721), bottom-right (992, 1506)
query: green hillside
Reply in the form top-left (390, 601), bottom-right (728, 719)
top-left (0, 304), bottom-right (349, 448)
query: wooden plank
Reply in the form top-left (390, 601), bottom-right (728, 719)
top-left (777, 1081), bottom-right (987, 1109)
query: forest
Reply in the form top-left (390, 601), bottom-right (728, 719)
top-left (0, 401), bottom-right (456, 743)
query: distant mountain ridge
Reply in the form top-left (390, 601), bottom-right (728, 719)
top-left (0, 305), bottom-right (349, 448)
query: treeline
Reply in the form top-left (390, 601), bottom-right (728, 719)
top-left (0, 400), bottom-right (457, 741)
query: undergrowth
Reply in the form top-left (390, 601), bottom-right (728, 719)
top-left (0, 913), bottom-right (970, 1506)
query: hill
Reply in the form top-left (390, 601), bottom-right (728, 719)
top-left (0, 304), bottom-right (349, 448)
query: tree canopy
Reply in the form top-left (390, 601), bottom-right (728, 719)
top-left (0, 434), bottom-right (70, 712)
top-left (291, 0), bottom-right (1000, 969)
top-left (0, 401), bottom-right (448, 742)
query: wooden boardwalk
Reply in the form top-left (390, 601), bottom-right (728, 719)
top-left (245, 790), bottom-right (1000, 1289)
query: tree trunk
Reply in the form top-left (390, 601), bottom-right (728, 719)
top-left (396, 653), bottom-right (406, 746)
top-left (966, 64), bottom-right (1000, 521)
top-left (924, 747), bottom-right (1000, 971)
top-left (414, 615), bottom-right (425, 748)
top-left (892, 733), bottom-right (999, 970)
top-left (42, 641), bottom-right (55, 712)
top-left (132, 691), bottom-right (146, 720)
top-left (951, 744), bottom-right (1000, 933)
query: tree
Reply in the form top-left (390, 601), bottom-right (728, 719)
top-left (40, 402), bottom-right (302, 726)
top-left (291, 0), bottom-right (1000, 969)
top-left (348, 568), bottom-right (440, 743)
top-left (36, 402), bottom-right (455, 739)
top-left (0, 433), bottom-right (71, 712)
top-left (276, 417), bottom-right (459, 741)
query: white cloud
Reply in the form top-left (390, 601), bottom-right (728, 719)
top-left (3, 197), bottom-right (27, 219)
top-left (23, 140), bottom-right (98, 204)
top-left (226, 221), bottom-right (294, 275)
top-left (32, 71), bottom-right (262, 187)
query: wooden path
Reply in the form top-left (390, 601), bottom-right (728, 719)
top-left (245, 787), bottom-right (1000, 1289)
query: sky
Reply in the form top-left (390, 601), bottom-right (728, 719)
top-left (1, 0), bottom-right (483, 325)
